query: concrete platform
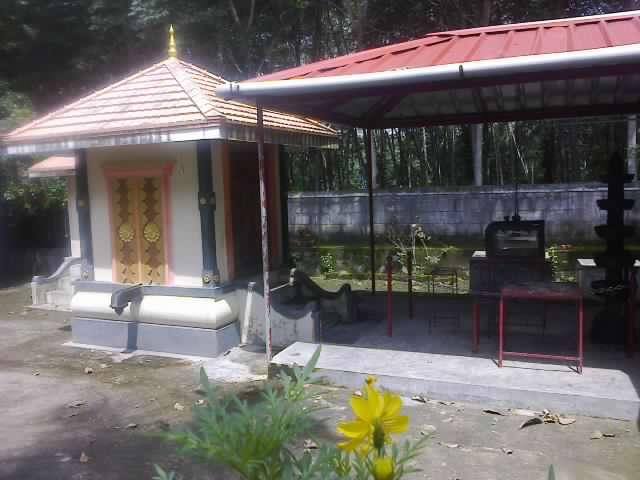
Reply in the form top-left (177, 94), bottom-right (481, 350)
top-left (272, 341), bottom-right (640, 421)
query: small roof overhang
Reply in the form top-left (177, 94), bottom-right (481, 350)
top-left (27, 155), bottom-right (75, 178)
top-left (218, 10), bottom-right (640, 128)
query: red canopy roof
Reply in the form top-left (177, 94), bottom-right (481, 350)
top-left (258, 10), bottom-right (640, 81)
top-left (223, 10), bottom-right (640, 128)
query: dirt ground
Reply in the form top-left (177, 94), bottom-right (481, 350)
top-left (1, 284), bottom-right (639, 480)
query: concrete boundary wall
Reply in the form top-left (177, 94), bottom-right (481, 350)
top-left (288, 183), bottom-right (640, 243)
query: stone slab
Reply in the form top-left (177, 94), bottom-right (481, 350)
top-left (71, 317), bottom-right (240, 357)
top-left (271, 342), bottom-right (640, 421)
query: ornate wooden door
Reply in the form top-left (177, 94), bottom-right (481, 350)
top-left (110, 176), bottom-right (167, 284)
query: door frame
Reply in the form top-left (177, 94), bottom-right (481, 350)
top-left (104, 164), bottom-right (174, 285)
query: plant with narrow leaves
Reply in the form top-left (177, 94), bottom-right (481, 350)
top-left (157, 347), bottom-right (426, 479)
top-left (159, 348), bottom-right (325, 480)
top-left (153, 465), bottom-right (182, 480)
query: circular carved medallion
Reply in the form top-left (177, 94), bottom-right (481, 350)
top-left (143, 222), bottom-right (161, 243)
top-left (118, 223), bottom-right (135, 243)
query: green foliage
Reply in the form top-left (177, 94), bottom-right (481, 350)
top-left (2, 177), bottom-right (67, 211)
top-left (0, 81), bottom-right (32, 129)
top-left (158, 347), bottom-right (427, 479)
top-left (160, 347), bottom-right (328, 480)
top-left (0, 82), bottom-right (67, 212)
top-left (546, 244), bottom-right (577, 283)
top-left (319, 252), bottom-right (337, 276)
top-left (346, 438), bottom-right (429, 480)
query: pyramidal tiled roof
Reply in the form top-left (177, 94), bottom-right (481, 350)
top-left (4, 57), bottom-right (335, 148)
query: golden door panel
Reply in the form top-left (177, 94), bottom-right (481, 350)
top-left (110, 176), bottom-right (166, 284)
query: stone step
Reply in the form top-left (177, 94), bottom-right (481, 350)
top-left (46, 289), bottom-right (72, 308)
top-left (30, 303), bottom-right (72, 312)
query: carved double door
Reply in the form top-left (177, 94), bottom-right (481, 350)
top-left (110, 176), bottom-right (167, 284)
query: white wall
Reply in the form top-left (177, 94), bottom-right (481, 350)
top-left (86, 143), bottom-right (204, 287)
top-left (66, 176), bottom-right (81, 258)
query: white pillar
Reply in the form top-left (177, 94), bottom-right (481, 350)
top-left (471, 124), bottom-right (483, 186)
top-left (627, 115), bottom-right (637, 178)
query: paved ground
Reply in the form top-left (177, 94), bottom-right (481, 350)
top-left (1, 284), bottom-right (639, 479)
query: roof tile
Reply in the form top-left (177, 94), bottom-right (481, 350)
top-left (5, 58), bottom-right (335, 145)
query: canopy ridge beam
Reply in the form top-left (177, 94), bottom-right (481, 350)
top-left (367, 101), bottom-right (640, 129)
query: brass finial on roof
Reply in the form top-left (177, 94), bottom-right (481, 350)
top-left (168, 25), bottom-right (177, 58)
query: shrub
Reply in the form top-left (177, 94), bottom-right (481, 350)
top-left (156, 348), bottom-right (426, 480)
top-left (319, 252), bottom-right (337, 276)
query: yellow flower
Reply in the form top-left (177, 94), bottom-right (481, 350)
top-left (372, 456), bottom-right (395, 480)
top-left (337, 380), bottom-right (409, 455)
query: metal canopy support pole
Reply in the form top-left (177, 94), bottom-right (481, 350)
top-left (279, 145), bottom-right (291, 266)
top-left (627, 114), bottom-right (637, 179)
top-left (75, 149), bottom-right (94, 280)
top-left (257, 103), bottom-right (272, 362)
top-left (471, 124), bottom-right (483, 186)
top-left (196, 140), bottom-right (219, 286)
top-left (365, 129), bottom-right (376, 294)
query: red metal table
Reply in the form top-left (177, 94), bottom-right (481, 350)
top-left (498, 282), bottom-right (584, 373)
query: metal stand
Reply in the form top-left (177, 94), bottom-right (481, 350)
top-left (498, 283), bottom-right (584, 374)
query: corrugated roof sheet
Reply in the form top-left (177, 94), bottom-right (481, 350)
top-left (5, 58), bottom-right (335, 146)
top-left (256, 10), bottom-right (640, 81)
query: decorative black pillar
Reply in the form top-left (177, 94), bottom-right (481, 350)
top-left (75, 149), bottom-right (94, 280)
top-left (279, 145), bottom-right (291, 267)
top-left (591, 152), bottom-right (635, 346)
top-left (197, 140), bottom-right (220, 286)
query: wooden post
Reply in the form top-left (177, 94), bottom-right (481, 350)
top-left (75, 149), bottom-right (94, 280)
top-left (257, 104), bottom-right (272, 362)
top-left (366, 129), bottom-right (376, 294)
top-left (197, 140), bottom-right (220, 286)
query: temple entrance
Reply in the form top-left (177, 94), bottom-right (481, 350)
top-left (229, 143), bottom-right (262, 277)
top-left (109, 175), bottom-right (167, 284)
top-left (227, 141), bottom-right (281, 279)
